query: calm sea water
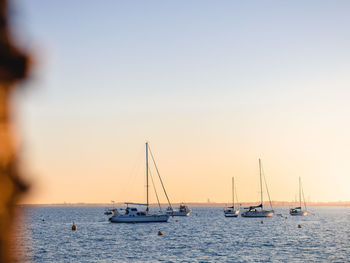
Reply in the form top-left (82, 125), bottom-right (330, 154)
top-left (14, 206), bottom-right (350, 262)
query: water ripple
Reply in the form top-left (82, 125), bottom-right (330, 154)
top-left (15, 206), bottom-right (350, 262)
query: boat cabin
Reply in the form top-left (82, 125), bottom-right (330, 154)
top-left (112, 207), bottom-right (146, 217)
top-left (179, 204), bottom-right (188, 212)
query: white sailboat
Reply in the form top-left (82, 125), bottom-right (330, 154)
top-left (109, 142), bottom-right (171, 223)
top-left (166, 203), bottom-right (192, 216)
top-left (224, 177), bottom-right (239, 217)
top-left (109, 203), bottom-right (169, 223)
top-left (289, 177), bottom-right (307, 216)
top-left (241, 159), bottom-right (274, 218)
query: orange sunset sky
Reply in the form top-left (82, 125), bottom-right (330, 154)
top-left (13, 0), bottom-right (350, 204)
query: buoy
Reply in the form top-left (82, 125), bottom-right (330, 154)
top-left (261, 221), bottom-right (264, 224)
top-left (72, 222), bottom-right (77, 231)
top-left (285, 216), bottom-right (288, 219)
top-left (175, 220), bottom-right (178, 222)
top-left (298, 224), bottom-right (302, 228)
top-left (42, 218), bottom-right (45, 222)
top-left (158, 231), bottom-right (163, 236)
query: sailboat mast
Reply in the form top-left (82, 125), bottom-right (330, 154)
top-left (302, 183), bottom-right (307, 210)
top-left (259, 159), bottom-right (263, 209)
top-left (146, 142), bottom-right (149, 211)
top-left (299, 177), bottom-right (302, 209)
top-left (232, 177), bottom-right (234, 209)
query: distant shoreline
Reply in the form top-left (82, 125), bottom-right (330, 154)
top-left (18, 201), bottom-right (350, 207)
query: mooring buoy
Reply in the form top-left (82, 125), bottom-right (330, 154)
top-left (72, 222), bottom-right (77, 231)
top-left (158, 231), bottom-right (163, 236)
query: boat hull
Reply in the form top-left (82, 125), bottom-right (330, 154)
top-left (224, 209), bottom-right (240, 217)
top-left (166, 210), bottom-right (191, 216)
top-left (241, 210), bottom-right (274, 217)
top-left (224, 213), bottom-right (239, 217)
top-left (109, 214), bottom-right (170, 223)
top-left (290, 210), bottom-right (307, 216)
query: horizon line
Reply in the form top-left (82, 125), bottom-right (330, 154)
top-left (18, 201), bottom-right (350, 207)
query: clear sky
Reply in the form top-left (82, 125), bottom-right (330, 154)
top-left (11, 0), bottom-right (350, 204)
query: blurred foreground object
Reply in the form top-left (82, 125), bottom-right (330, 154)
top-left (0, 0), bottom-right (29, 261)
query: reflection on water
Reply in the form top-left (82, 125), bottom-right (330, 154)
top-left (16, 206), bottom-right (350, 262)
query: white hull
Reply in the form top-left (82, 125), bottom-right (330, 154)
top-left (109, 214), bottom-right (170, 223)
top-left (290, 210), bottom-right (307, 216)
top-left (224, 212), bottom-right (239, 217)
top-left (241, 210), bottom-right (274, 217)
top-left (166, 204), bottom-right (191, 216)
top-left (166, 210), bottom-right (191, 216)
top-left (225, 214), bottom-right (238, 217)
top-left (224, 209), bottom-right (240, 217)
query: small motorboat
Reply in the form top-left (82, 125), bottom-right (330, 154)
top-left (104, 208), bottom-right (114, 215)
top-left (166, 203), bottom-right (191, 216)
top-left (104, 201), bottom-right (116, 215)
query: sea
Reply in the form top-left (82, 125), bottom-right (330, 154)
top-left (14, 206), bottom-right (350, 262)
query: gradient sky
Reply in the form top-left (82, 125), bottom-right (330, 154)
top-left (11, 0), bottom-right (350, 204)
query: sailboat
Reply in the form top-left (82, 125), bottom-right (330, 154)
top-left (224, 177), bottom-right (240, 217)
top-left (289, 177), bottom-right (307, 216)
top-left (241, 159), bottom-right (274, 217)
top-left (109, 142), bottom-right (170, 223)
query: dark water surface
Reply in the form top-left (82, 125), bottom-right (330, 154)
top-left (15, 206), bottom-right (350, 262)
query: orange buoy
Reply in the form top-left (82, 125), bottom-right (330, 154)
top-left (158, 231), bottom-right (163, 236)
top-left (72, 222), bottom-right (77, 231)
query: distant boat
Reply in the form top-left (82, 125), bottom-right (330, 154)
top-left (104, 208), bottom-right (114, 215)
top-left (166, 203), bottom-right (192, 216)
top-left (104, 201), bottom-right (116, 215)
top-left (290, 177), bottom-right (308, 216)
top-left (109, 203), bottom-right (169, 223)
top-left (224, 177), bottom-right (239, 217)
top-left (241, 159), bottom-right (274, 218)
top-left (109, 142), bottom-right (170, 223)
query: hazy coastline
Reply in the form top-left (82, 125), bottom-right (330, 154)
top-left (19, 201), bottom-right (350, 207)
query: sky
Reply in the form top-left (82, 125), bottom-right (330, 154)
top-left (10, 0), bottom-right (350, 204)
